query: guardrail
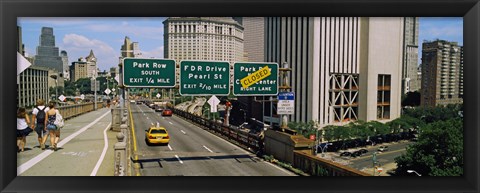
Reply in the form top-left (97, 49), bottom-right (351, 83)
top-left (172, 108), bottom-right (262, 153)
top-left (28, 102), bottom-right (104, 120)
top-left (293, 150), bottom-right (370, 176)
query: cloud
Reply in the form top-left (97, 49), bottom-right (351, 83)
top-left (142, 46), bottom-right (164, 59)
top-left (62, 34), bottom-right (119, 71)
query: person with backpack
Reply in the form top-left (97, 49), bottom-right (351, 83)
top-left (45, 102), bottom-right (62, 151)
top-left (31, 99), bottom-right (49, 150)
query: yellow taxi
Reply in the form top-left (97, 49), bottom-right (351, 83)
top-left (145, 126), bottom-right (170, 145)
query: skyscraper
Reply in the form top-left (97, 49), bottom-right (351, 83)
top-left (34, 27), bottom-right (63, 73)
top-left (163, 17), bottom-right (244, 63)
top-left (421, 40), bottom-right (463, 107)
top-left (265, 17), bottom-right (404, 127)
top-left (60, 50), bottom-right (70, 81)
top-left (120, 36), bottom-right (142, 58)
top-left (402, 17), bottom-right (420, 93)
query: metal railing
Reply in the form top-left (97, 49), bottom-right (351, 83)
top-left (28, 102), bottom-right (104, 120)
top-left (293, 150), bottom-right (370, 176)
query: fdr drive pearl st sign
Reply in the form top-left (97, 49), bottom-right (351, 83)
top-left (180, 60), bottom-right (230, 96)
top-left (122, 58), bottom-right (176, 88)
top-left (233, 62), bottom-right (278, 96)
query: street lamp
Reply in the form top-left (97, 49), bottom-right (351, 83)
top-left (319, 142), bottom-right (333, 157)
top-left (50, 74), bottom-right (58, 102)
top-left (407, 170), bottom-right (422, 176)
top-left (240, 109), bottom-right (247, 124)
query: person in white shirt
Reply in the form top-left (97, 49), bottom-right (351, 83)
top-left (31, 99), bottom-right (50, 150)
top-left (17, 107), bottom-right (33, 152)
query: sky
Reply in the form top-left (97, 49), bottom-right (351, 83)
top-left (18, 17), bottom-right (463, 71)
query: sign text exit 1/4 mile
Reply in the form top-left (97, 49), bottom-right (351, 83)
top-left (123, 58), bottom-right (176, 88)
top-left (180, 61), bottom-right (230, 96)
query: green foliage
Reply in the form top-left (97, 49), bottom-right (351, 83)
top-left (402, 91), bottom-right (421, 106)
top-left (288, 120), bottom-right (317, 138)
top-left (394, 118), bottom-right (463, 176)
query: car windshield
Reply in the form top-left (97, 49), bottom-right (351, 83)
top-left (150, 129), bottom-right (167, 134)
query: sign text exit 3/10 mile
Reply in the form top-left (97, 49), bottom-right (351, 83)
top-left (180, 61), bottom-right (230, 95)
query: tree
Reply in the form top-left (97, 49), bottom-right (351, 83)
top-left (402, 91), bottom-right (421, 106)
top-left (394, 118), bottom-right (463, 176)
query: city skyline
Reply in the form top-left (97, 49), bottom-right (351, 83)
top-left (18, 17), bottom-right (463, 71)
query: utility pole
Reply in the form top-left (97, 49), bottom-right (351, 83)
top-left (279, 62), bottom-right (292, 129)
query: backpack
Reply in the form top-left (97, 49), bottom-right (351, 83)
top-left (36, 106), bottom-right (47, 123)
top-left (54, 110), bottom-right (64, 128)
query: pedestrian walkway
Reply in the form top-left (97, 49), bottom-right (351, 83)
top-left (16, 108), bottom-right (119, 176)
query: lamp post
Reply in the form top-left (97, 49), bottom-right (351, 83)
top-left (50, 74), bottom-right (58, 102)
top-left (407, 170), bottom-right (422, 176)
top-left (240, 109), bottom-right (247, 124)
top-left (319, 143), bottom-right (332, 157)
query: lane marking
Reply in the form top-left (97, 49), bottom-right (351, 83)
top-left (203, 145), bottom-right (213, 153)
top-left (180, 130), bottom-right (186, 135)
top-left (90, 122), bottom-right (112, 176)
top-left (169, 121), bottom-right (173, 125)
top-left (175, 155), bottom-right (184, 164)
top-left (168, 144), bottom-right (173, 151)
top-left (17, 110), bottom-right (110, 175)
top-left (129, 102), bottom-right (141, 176)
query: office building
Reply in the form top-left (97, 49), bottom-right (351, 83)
top-left (17, 26), bottom-right (50, 107)
top-left (163, 17), bottom-right (244, 63)
top-left (402, 17), bottom-right (420, 94)
top-left (85, 50), bottom-right (98, 78)
top-left (60, 50), bottom-right (70, 81)
top-left (34, 27), bottom-right (63, 73)
top-left (265, 17), bottom-right (404, 127)
top-left (71, 58), bottom-right (89, 82)
top-left (120, 36), bottom-right (142, 58)
top-left (232, 17), bottom-right (266, 122)
top-left (421, 40), bottom-right (463, 107)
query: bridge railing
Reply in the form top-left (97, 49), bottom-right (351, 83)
top-left (172, 108), bottom-right (262, 153)
top-left (292, 150), bottom-right (371, 176)
top-left (28, 102), bottom-right (105, 120)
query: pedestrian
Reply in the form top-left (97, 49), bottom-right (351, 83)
top-left (45, 102), bottom-right (61, 151)
top-left (31, 99), bottom-right (49, 150)
top-left (17, 107), bottom-right (33, 152)
top-left (106, 99), bottom-right (111, 108)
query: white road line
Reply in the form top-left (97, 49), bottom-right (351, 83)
top-left (203, 145), bottom-right (213, 153)
top-left (90, 122), bottom-right (112, 176)
top-left (17, 110), bottom-right (110, 175)
top-left (168, 144), bottom-right (173, 151)
top-left (180, 130), bottom-right (186, 135)
top-left (175, 155), bottom-right (184, 164)
top-left (169, 121), bottom-right (173, 125)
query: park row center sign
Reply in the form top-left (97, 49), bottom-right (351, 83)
top-left (123, 58), bottom-right (278, 96)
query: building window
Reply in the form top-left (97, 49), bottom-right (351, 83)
top-left (329, 74), bottom-right (359, 123)
top-left (377, 74), bottom-right (391, 120)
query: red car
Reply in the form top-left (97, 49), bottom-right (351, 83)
top-left (162, 109), bottom-right (173, 116)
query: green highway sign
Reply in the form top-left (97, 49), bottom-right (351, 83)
top-left (233, 62), bottom-right (278, 96)
top-left (123, 58), bottom-right (176, 88)
top-left (180, 60), bottom-right (230, 96)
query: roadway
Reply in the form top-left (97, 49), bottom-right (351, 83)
top-left (130, 102), bottom-right (296, 176)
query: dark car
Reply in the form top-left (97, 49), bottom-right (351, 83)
top-left (359, 149), bottom-right (368, 154)
top-left (162, 109), bottom-right (173, 116)
top-left (340, 152), bottom-right (351, 157)
top-left (351, 151), bottom-right (362, 158)
top-left (154, 106), bottom-right (164, 112)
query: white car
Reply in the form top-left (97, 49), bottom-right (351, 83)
top-left (377, 146), bottom-right (389, 152)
